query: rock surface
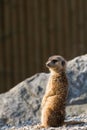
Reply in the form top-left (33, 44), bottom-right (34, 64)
top-left (0, 54), bottom-right (87, 129)
top-left (67, 54), bottom-right (87, 105)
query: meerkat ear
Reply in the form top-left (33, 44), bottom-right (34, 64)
top-left (61, 60), bottom-right (65, 66)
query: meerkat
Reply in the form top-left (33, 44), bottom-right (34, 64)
top-left (40, 55), bottom-right (68, 128)
top-left (39, 55), bottom-right (84, 128)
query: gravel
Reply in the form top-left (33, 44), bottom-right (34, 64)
top-left (1, 114), bottom-right (87, 130)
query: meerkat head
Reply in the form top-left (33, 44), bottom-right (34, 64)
top-left (46, 55), bottom-right (67, 74)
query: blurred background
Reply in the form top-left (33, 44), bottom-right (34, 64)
top-left (0, 0), bottom-right (87, 93)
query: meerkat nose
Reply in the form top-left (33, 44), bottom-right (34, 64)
top-left (46, 61), bottom-right (51, 67)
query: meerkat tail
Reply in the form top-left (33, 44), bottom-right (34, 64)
top-left (64, 121), bottom-right (85, 126)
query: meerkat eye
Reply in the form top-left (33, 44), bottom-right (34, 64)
top-left (52, 59), bottom-right (58, 64)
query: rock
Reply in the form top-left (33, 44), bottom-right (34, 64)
top-left (0, 73), bottom-right (49, 128)
top-left (0, 54), bottom-right (87, 129)
top-left (67, 54), bottom-right (87, 105)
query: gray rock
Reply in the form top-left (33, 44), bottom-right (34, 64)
top-left (0, 73), bottom-right (49, 128)
top-left (0, 54), bottom-right (87, 128)
top-left (67, 54), bottom-right (87, 105)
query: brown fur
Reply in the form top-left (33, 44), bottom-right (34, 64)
top-left (41, 55), bottom-right (68, 128)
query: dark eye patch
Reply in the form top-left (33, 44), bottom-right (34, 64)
top-left (52, 59), bottom-right (58, 64)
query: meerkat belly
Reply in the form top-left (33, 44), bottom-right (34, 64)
top-left (45, 95), bottom-right (65, 109)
